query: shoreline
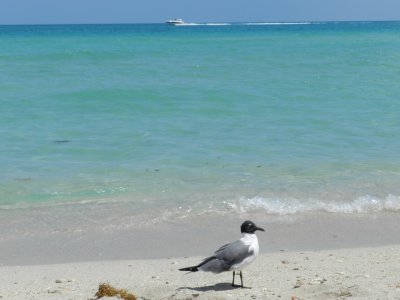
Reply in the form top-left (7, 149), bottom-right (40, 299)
top-left (2, 245), bottom-right (400, 299)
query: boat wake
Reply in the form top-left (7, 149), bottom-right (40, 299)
top-left (244, 22), bottom-right (312, 25)
top-left (174, 22), bottom-right (313, 27)
top-left (175, 22), bottom-right (231, 26)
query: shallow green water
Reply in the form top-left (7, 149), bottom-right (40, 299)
top-left (1, 22), bottom-right (400, 215)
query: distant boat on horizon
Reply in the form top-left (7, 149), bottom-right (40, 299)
top-left (165, 18), bottom-right (185, 25)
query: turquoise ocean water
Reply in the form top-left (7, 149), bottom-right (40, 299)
top-left (1, 21), bottom-right (400, 220)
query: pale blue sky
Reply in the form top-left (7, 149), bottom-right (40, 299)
top-left (1, 0), bottom-right (400, 25)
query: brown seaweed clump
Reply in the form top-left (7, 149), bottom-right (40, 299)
top-left (95, 283), bottom-right (137, 300)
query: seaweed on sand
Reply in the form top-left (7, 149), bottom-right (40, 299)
top-left (95, 283), bottom-right (137, 300)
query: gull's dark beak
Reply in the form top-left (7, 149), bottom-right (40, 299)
top-left (255, 226), bottom-right (265, 232)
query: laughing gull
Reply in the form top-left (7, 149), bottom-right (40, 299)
top-left (179, 220), bottom-right (264, 288)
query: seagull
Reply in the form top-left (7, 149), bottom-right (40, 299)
top-left (179, 220), bottom-right (264, 288)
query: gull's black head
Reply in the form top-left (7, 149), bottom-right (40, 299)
top-left (240, 220), bottom-right (265, 234)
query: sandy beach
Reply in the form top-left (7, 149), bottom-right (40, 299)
top-left (2, 245), bottom-right (400, 299)
top-left (2, 213), bottom-right (400, 299)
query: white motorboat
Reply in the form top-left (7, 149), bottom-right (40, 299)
top-left (165, 18), bottom-right (185, 25)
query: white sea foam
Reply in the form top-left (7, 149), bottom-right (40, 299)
top-left (233, 195), bottom-right (400, 215)
top-left (236, 194), bottom-right (400, 215)
top-left (2, 194), bottom-right (400, 216)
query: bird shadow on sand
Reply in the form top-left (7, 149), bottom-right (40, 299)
top-left (177, 282), bottom-right (250, 292)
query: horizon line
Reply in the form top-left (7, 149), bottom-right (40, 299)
top-left (1, 19), bottom-right (400, 27)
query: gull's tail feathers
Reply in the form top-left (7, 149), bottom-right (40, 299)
top-left (178, 266), bottom-right (199, 272)
top-left (178, 256), bottom-right (217, 273)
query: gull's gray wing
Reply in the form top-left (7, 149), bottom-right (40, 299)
top-left (198, 240), bottom-right (252, 273)
top-left (215, 240), bottom-right (252, 265)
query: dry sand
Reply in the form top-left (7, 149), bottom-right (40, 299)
top-left (2, 245), bottom-right (400, 299)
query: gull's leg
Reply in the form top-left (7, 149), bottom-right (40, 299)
top-left (231, 271), bottom-right (235, 287)
top-left (240, 271), bottom-right (243, 288)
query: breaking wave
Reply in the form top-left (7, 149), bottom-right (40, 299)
top-left (234, 194), bottom-right (400, 215)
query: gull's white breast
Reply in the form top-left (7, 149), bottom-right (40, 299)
top-left (230, 233), bottom-right (259, 271)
